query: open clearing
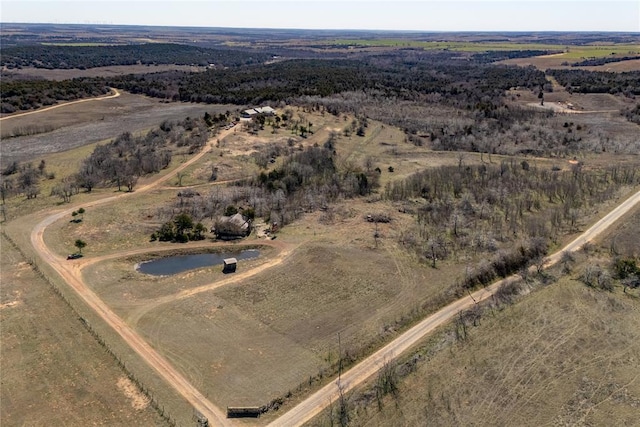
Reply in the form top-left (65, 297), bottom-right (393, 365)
top-left (3, 64), bottom-right (206, 81)
top-left (0, 234), bottom-right (167, 426)
top-left (341, 276), bottom-right (640, 427)
top-left (500, 56), bottom-right (640, 72)
top-left (0, 90), bottom-right (234, 164)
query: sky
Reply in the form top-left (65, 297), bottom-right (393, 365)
top-left (1, 1), bottom-right (639, 32)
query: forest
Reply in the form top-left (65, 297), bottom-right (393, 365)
top-left (0, 43), bottom-right (272, 69)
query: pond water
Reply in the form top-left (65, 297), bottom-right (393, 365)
top-left (136, 249), bottom-right (260, 276)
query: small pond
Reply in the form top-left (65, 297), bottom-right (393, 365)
top-left (136, 249), bottom-right (260, 276)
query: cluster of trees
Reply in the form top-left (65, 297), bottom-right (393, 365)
top-left (151, 136), bottom-right (381, 231)
top-left (547, 68), bottom-right (640, 95)
top-left (622, 104), bottom-right (640, 124)
top-left (1, 115), bottom-right (210, 205)
top-left (0, 78), bottom-right (110, 113)
top-left (76, 117), bottom-right (208, 193)
top-left (613, 257), bottom-right (640, 293)
top-left (151, 213), bottom-right (207, 243)
top-left (0, 43), bottom-right (272, 69)
top-left (386, 160), bottom-right (638, 274)
top-left (1, 159), bottom-right (51, 202)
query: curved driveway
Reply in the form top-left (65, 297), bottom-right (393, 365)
top-left (30, 126), bottom-right (238, 426)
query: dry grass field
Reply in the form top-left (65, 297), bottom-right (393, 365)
top-left (1, 91), bottom-right (234, 164)
top-left (307, 208), bottom-right (640, 427)
top-left (500, 56), bottom-right (640, 72)
top-left (0, 234), bottom-right (167, 426)
top-left (129, 236), bottom-right (455, 411)
top-left (4, 64), bottom-right (207, 81)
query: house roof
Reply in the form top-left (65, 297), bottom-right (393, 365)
top-left (220, 213), bottom-right (249, 230)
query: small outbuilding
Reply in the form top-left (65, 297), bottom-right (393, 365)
top-left (227, 406), bottom-right (262, 418)
top-left (223, 258), bottom-right (237, 273)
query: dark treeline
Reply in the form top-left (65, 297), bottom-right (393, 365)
top-left (0, 78), bottom-right (110, 113)
top-left (622, 104), bottom-right (640, 124)
top-left (472, 50), bottom-right (557, 63)
top-left (572, 55), bottom-right (640, 67)
top-left (0, 43), bottom-right (272, 69)
top-left (547, 68), bottom-right (640, 95)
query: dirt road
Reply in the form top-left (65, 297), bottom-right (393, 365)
top-left (0, 88), bottom-right (121, 121)
top-left (29, 125), bottom-right (239, 426)
top-left (270, 189), bottom-right (640, 427)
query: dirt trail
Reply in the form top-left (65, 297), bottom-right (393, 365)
top-left (0, 88), bottom-right (121, 121)
top-left (270, 189), bottom-right (640, 427)
top-left (29, 125), bottom-right (240, 426)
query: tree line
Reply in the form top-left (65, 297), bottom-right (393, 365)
top-left (547, 68), bottom-right (640, 95)
top-left (0, 43), bottom-right (272, 69)
top-left (0, 78), bottom-right (110, 113)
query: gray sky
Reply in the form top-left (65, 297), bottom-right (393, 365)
top-left (1, 1), bottom-right (639, 32)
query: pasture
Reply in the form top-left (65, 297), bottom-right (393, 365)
top-left (0, 234), bottom-right (167, 426)
top-left (323, 208), bottom-right (640, 427)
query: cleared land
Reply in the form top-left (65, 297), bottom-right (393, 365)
top-left (0, 90), bottom-right (234, 164)
top-left (0, 234), bottom-right (167, 426)
top-left (3, 64), bottom-right (207, 81)
top-left (500, 56), bottom-right (640, 72)
top-left (341, 273), bottom-right (640, 427)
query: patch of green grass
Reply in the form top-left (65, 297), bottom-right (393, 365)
top-left (328, 39), bottom-right (640, 57)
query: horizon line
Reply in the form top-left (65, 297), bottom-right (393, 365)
top-left (2, 22), bottom-right (640, 34)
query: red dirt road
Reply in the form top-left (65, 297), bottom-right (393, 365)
top-left (29, 126), bottom-right (240, 426)
top-left (270, 189), bottom-right (640, 427)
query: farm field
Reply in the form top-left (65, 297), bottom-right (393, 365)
top-left (327, 39), bottom-right (640, 55)
top-left (3, 64), bottom-right (207, 81)
top-left (327, 208), bottom-right (640, 427)
top-left (0, 234), bottom-right (167, 426)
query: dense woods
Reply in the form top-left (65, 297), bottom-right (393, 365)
top-left (547, 68), bottom-right (640, 94)
top-left (571, 55), bottom-right (640, 67)
top-left (0, 43), bottom-right (272, 69)
top-left (0, 78), bottom-right (110, 113)
top-left (102, 54), bottom-right (547, 106)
